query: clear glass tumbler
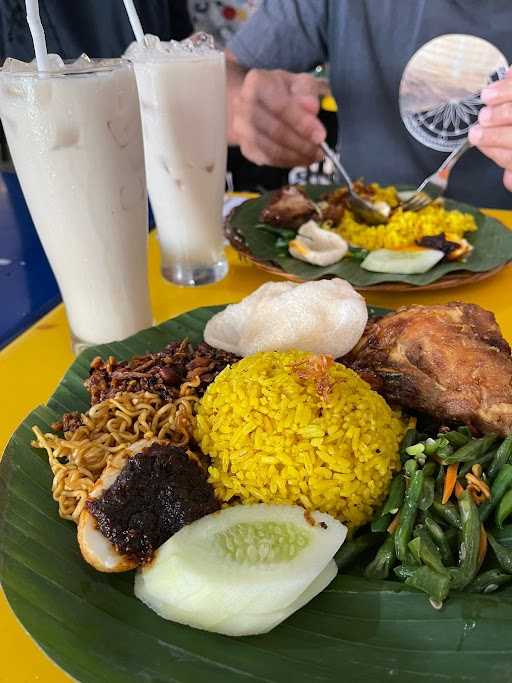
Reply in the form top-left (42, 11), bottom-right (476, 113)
top-left (0, 58), bottom-right (153, 352)
top-left (130, 46), bottom-right (228, 286)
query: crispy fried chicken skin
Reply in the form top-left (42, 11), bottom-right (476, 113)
top-left (260, 185), bottom-right (317, 229)
top-left (343, 303), bottom-right (512, 436)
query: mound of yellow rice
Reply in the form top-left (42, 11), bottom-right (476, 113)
top-left (334, 184), bottom-right (477, 251)
top-left (195, 351), bottom-right (406, 529)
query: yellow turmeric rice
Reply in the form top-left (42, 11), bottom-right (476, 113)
top-left (334, 184), bottom-right (477, 251)
top-left (194, 351), bottom-right (406, 529)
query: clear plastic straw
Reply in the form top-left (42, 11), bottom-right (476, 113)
top-left (25, 0), bottom-right (49, 71)
top-left (122, 0), bottom-right (146, 45)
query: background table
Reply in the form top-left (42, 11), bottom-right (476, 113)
top-left (0, 170), bottom-right (158, 350)
top-left (0, 170), bottom-right (60, 348)
top-left (0, 207), bottom-right (511, 682)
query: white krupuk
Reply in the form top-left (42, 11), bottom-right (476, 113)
top-left (204, 278), bottom-right (368, 358)
top-left (288, 220), bottom-right (348, 266)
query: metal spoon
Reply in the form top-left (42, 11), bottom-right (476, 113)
top-left (321, 142), bottom-right (390, 225)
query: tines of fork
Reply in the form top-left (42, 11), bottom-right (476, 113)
top-left (401, 138), bottom-right (472, 212)
top-left (402, 189), bottom-right (442, 213)
top-left (321, 142), bottom-right (390, 224)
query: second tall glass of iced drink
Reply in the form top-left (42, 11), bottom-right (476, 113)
top-left (126, 34), bottom-right (228, 286)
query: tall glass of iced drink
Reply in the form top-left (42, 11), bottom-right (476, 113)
top-left (126, 34), bottom-right (228, 286)
top-left (0, 56), bottom-right (152, 352)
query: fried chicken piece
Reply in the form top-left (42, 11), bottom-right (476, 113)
top-left (317, 182), bottom-right (376, 225)
top-left (343, 303), bottom-right (512, 436)
top-left (318, 189), bottom-right (348, 224)
top-left (260, 185), bottom-right (317, 229)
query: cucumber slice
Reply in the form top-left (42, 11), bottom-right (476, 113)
top-left (212, 559), bottom-right (338, 636)
top-left (361, 248), bottom-right (444, 274)
top-left (135, 504), bottom-right (346, 635)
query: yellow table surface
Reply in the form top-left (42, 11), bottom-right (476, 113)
top-left (1, 208), bottom-right (512, 682)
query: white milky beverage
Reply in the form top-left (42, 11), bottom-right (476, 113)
top-left (0, 57), bottom-right (152, 347)
top-left (126, 35), bottom-right (228, 286)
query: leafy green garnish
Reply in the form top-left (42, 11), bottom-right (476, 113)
top-left (347, 246), bottom-right (369, 262)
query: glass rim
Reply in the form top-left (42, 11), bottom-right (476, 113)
top-left (127, 50), bottom-right (225, 66)
top-left (0, 57), bottom-right (132, 78)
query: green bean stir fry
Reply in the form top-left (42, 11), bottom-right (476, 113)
top-left (336, 428), bottom-right (512, 608)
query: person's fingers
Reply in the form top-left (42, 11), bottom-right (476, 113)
top-left (481, 78), bottom-right (512, 106)
top-left (243, 69), bottom-right (290, 116)
top-left (297, 93), bottom-right (323, 115)
top-left (236, 68), bottom-right (327, 165)
top-left (247, 103), bottom-right (324, 159)
top-left (242, 89), bottom-right (325, 146)
top-left (479, 68), bottom-right (512, 192)
top-left (469, 123), bottom-right (512, 149)
top-left (476, 145), bottom-right (512, 169)
top-left (240, 129), bottom-right (322, 167)
top-left (289, 73), bottom-right (330, 98)
top-left (504, 169), bottom-right (512, 191)
top-left (479, 102), bottom-right (512, 127)
top-left (235, 112), bottom-right (323, 166)
top-left (283, 102), bottom-right (326, 144)
top-left (248, 71), bottom-right (325, 141)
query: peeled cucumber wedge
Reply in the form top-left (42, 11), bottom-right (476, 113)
top-left (212, 559), bottom-right (338, 636)
top-left (135, 504), bottom-right (346, 636)
top-left (361, 248), bottom-right (444, 274)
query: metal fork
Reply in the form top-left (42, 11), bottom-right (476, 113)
top-left (401, 138), bottom-right (472, 212)
top-left (321, 142), bottom-right (390, 225)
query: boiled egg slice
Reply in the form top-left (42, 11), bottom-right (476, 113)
top-left (77, 438), bottom-right (158, 573)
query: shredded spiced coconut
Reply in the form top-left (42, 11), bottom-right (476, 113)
top-left (84, 340), bottom-right (240, 405)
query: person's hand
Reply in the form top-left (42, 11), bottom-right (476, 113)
top-left (469, 68), bottom-right (512, 191)
top-left (231, 68), bottom-right (328, 168)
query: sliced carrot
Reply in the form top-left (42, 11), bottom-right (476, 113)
top-left (454, 481), bottom-right (465, 498)
top-left (478, 525), bottom-right (488, 569)
top-left (387, 511), bottom-right (400, 534)
top-left (442, 463), bottom-right (459, 504)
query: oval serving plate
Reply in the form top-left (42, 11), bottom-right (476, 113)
top-left (225, 185), bottom-right (512, 292)
top-left (2, 305), bottom-right (512, 683)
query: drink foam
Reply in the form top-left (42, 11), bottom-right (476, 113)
top-left (125, 32), bottom-right (218, 63)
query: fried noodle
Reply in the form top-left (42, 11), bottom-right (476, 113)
top-left (32, 388), bottom-right (198, 523)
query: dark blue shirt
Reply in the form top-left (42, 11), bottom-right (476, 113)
top-left (0, 0), bottom-right (192, 61)
top-left (229, 0), bottom-right (512, 208)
